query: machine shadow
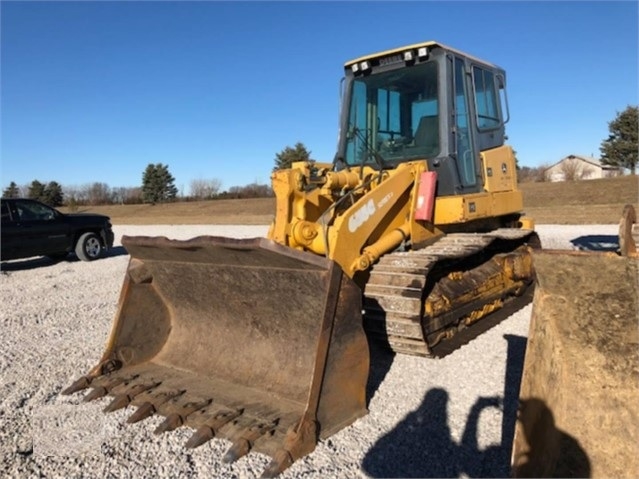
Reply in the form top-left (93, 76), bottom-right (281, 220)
top-left (570, 235), bottom-right (619, 252)
top-left (362, 296), bottom-right (398, 408)
top-left (361, 334), bottom-right (529, 478)
top-left (365, 339), bottom-right (396, 408)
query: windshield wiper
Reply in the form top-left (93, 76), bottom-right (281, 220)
top-left (350, 126), bottom-right (386, 170)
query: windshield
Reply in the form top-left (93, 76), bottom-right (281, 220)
top-left (343, 61), bottom-right (440, 167)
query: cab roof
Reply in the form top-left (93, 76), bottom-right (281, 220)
top-left (344, 40), bottom-right (501, 70)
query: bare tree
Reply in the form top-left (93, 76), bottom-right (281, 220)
top-left (219, 183), bottom-right (273, 199)
top-left (539, 164), bottom-right (553, 182)
top-left (560, 159), bottom-right (584, 181)
top-left (518, 165), bottom-right (552, 182)
top-left (86, 182), bottom-right (112, 205)
top-left (190, 178), bottom-right (222, 199)
top-left (518, 166), bottom-right (540, 183)
top-left (125, 187), bottom-right (142, 204)
top-left (517, 163), bottom-right (550, 183)
top-left (110, 186), bottom-right (142, 204)
top-left (63, 185), bottom-right (79, 205)
top-left (65, 184), bottom-right (88, 204)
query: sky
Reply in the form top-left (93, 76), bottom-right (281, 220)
top-left (1, 1), bottom-right (637, 194)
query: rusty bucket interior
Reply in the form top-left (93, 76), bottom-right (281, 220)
top-left (64, 235), bottom-right (369, 477)
top-left (512, 250), bottom-right (639, 478)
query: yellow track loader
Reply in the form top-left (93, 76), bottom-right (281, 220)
top-left (64, 41), bottom-right (539, 476)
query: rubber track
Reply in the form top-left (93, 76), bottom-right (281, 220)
top-left (363, 229), bottom-right (536, 357)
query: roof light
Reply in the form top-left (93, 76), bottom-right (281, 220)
top-left (404, 50), bottom-right (414, 62)
top-left (417, 47), bottom-right (428, 58)
top-left (360, 60), bottom-right (371, 71)
top-left (351, 63), bottom-right (360, 73)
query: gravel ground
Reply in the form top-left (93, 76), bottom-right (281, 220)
top-left (0, 224), bottom-right (618, 478)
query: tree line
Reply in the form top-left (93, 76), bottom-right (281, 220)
top-left (2, 166), bottom-right (275, 208)
top-left (2, 176), bottom-right (276, 207)
top-left (1, 143), bottom-right (314, 208)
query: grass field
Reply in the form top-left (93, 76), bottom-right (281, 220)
top-left (519, 175), bottom-right (638, 224)
top-left (62, 175), bottom-right (638, 225)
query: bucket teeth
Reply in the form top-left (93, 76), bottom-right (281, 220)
top-left (223, 421), bottom-right (278, 464)
top-left (154, 389), bottom-right (186, 403)
top-left (114, 381), bottom-right (161, 397)
top-left (83, 386), bottom-right (108, 402)
top-left (154, 398), bottom-right (211, 435)
top-left (185, 425), bottom-right (214, 449)
top-left (104, 382), bottom-right (161, 413)
top-left (184, 408), bottom-right (243, 449)
top-left (83, 375), bottom-right (132, 402)
top-left (261, 450), bottom-right (294, 479)
top-left (261, 418), bottom-right (317, 477)
top-left (62, 376), bottom-right (92, 395)
top-left (103, 394), bottom-right (131, 413)
top-left (126, 389), bottom-right (185, 424)
top-left (126, 401), bottom-right (155, 423)
top-left (154, 413), bottom-right (182, 434)
top-left (223, 438), bottom-right (251, 464)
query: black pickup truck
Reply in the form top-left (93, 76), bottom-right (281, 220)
top-left (1, 198), bottom-right (115, 262)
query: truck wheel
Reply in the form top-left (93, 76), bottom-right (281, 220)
top-left (75, 232), bottom-right (103, 261)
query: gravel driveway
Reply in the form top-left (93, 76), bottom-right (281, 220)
top-left (0, 224), bottom-right (618, 478)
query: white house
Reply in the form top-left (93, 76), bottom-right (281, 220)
top-left (544, 154), bottom-right (623, 182)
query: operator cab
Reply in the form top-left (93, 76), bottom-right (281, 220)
top-left (337, 41), bottom-right (509, 196)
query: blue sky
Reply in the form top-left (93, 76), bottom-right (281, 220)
top-left (2, 1), bottom-right (637, 194)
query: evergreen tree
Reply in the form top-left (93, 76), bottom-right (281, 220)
top-left (28, 180), bottom-right (46, 202)
top-left (273, 142), bottom-right (312, 171)
top-left (43, 181), bottom-right (64, 206)
top-left (141, 163), bottom-right (178, 204)
top-left (600, 105), bottom-right (638, 175)
top-left (2, 182), bottom-right (20, 198)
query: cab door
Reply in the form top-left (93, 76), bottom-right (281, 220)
top-left (452, 55), bottom-right (479, 192)
top-left (451, 56), bottom-right (509, 194)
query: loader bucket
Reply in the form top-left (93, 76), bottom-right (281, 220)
top-left (512, 250), bottom-right (639, 478)
top-left (64, 235), bottom-right (369, 477)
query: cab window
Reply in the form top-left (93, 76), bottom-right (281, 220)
top-left (473, 66), bottom-right (501, 130)
top-left (344, 61), bottom-right (440, 167)
top-left (455, 58), bottom-right (477, 187)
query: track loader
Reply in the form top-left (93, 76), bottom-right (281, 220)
top-left (64, 41), bottom-right (539, 476)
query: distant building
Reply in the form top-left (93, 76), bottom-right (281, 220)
top-left (544, 154), bottom-right (623, 182)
